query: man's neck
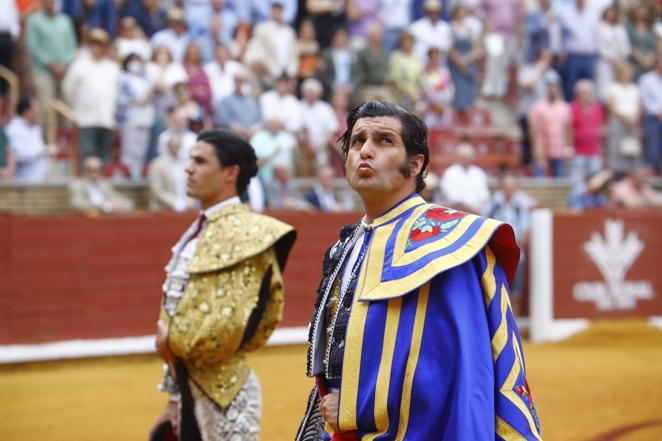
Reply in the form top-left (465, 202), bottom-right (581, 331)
top-left (200, 193), bottom-right (238, 211)
top-left (362, 190), bottom-right (415, 224)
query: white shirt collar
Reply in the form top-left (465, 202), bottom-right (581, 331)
top-left (202, 195), bottom-right (241, 218)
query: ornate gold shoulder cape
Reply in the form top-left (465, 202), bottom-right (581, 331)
top-left (164, 203), bottom-right (296, 408)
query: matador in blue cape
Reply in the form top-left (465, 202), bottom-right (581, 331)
top-left (296, 194), bottom-right (542, 441)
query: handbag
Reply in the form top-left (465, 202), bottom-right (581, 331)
top-left (619, 135), bottom-right (642, 158)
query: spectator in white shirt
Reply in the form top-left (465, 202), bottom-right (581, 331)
top-left (5, 97), bottom-right (55, 182)
top-left (409, 0), bottom-right (451, 63)
top-left (439, 142), bottom-right (490, 214)
top-left (62, 28), bottom-right (120, 165)
top-left (115, 16), bottom-right (152, 61)
top-left (299, 78), bottom-right (339, 175)
top-left (148, 135), bottom-right (193, 212)
top-left (203, 44), bottom-right (243, 105)
top-left (379, 0), bottom-right (412, 51)
top-left (158, 106), bottom-right (198, 159)
top-left (595, 5), bottom-right (630, 102)
top-left (150, 8), bottom-right (190, 62)
top-left (259, 74), bottom-right (303, 134)
top-left (639, 57), bottom-right (662, 174)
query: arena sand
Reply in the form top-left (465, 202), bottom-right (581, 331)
top-left (1, 319), bottom-right (661, 441)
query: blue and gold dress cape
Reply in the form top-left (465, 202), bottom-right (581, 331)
top-left (297, 195), bottom-right (542, 441)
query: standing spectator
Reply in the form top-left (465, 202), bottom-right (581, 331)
top-left (150, 8), bottom-right (190, 62)
top-left (0, 0), bottom-right (19, 95)
top-left (147, 135), bottom-right (192, 212)
top-left (245, 1), bottom-right (298, 88)
top-left (250, 117), bottom-right (297, 184)
top-left (524, 0), bottom-right (558, 64)
top-left (298, 78), bottom-right (339, 175)
top-left (62, 28), bottom-right (120, 165)
top-left (306, 0), bottom-right (347, 49)
top-left (295, 18), bottom-right (321, 82)
top-left (5, 97), bottom-right (54, 182)
top-left (115, 16), bottom-right (153, 61)
top-left (448, 5), bottom-right (481, 113)
top-left (119, 0), bottom-right (167, 38)
top-left (214, 70), bottom-right (263, 140)
top-left (0, 126), bottom-right (16, 180)
top-left (386, 31), bottom-right (424, 109)
top-left (518, 49), bottom-right (554, 166)
top-left (408, 0), bottom-right (451, 63)
top-left (346, 0), bottom-right (380, 46)
top-left (117, 53), bottom-right (155, 180)
top-left (570, 79), bottom-right (604, 181)
top-left (351, 22), bottom-right (391, 103)
top-left (528, 70), bottom-right (572, 177)
top-left (378, 0), bottom-right (412, 51)
top-left (64, 0), bottom-right (118, 39)
top-left (171, 82), bottom-right (205, 127)
top-left (259, 74), bottom-right (303, 135)
top-left (596, 5), bottom-right (630, 102)
top-left (626, 2), bottom-right (657, 80)
top-left (25, 0), bottom-right (78, 129)
top-left (157, 106), bottom-right (197, 158)
top-left (193, 0), bottom-right (240, 61)
top-left (639, 57), bottom-right (662, 175)
top-left (203, 44), bottom-right (243, 106)
top-left (558, 0), bottom-right (602, 100)
top-left (318, 27), bottom-right (354, 96)
top-left (610, 166), bottom-right (662, 208)
top-left (69, 156), bottom-right (134, 214)
top-left (181, 43), bottom-right (213, 119)
top-left (439, 142), bottom-right (490, 214)
top-left (605, 61), bottom-right (642, 174)
top-left (233, 0), bottom-right (298, 25)
top-left (477, 0), bottom-right (521, 99)
top-left (305, 165), bottom-right (342, 211)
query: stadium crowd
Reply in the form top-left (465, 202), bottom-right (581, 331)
top-left (0, 0), bottom-right (661, 218)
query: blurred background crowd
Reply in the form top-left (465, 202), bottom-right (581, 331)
top-left (0, 0), bottom-right (661, 224)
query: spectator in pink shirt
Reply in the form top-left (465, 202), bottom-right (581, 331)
top-left (570, 79), bottom-right (604, 181)
top-left (610, 167), bottom-right (662, 208)
top-left (528, 70), bottom-right (572, 177)
top-left (182, 42), bottom-right (213, 121)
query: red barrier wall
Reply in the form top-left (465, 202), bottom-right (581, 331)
top-left (0, 211), bottom-right (360, 344)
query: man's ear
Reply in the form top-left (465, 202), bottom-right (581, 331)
top-left (410, 154), bottom-right (425, 177)
top-left (224, 164), bottom-right (240, 184)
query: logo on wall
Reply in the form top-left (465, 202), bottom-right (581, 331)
top-left (573, 219), bottom-right (655, 310)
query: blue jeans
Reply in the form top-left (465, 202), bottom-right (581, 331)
top-left (644, 115), bottom-right (662, 173)
top-left (532, 158), bottom-right (566, 178)
top-left (563, 54), bottom-right (596, 101)
top-left (571, 155), bottom-right (603, 182)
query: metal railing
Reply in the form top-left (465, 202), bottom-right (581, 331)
top-left (47, 99), bottom-right (79, 176)
top-left (0, 65), bottom-right (19, 122)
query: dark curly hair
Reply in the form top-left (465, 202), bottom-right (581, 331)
top-left (339, 100), bottom-right (430, 193)
top-left (196, 129), bottom-right (258, 195)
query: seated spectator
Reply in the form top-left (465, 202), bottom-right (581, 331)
top-left (150, 8), bottom-right (189, 62)
top-left (528, 70), bottom-right (571, 177)
top-left (298, 78), bottom-right (338, 176)
top-left (5, 97), bottom-right (54, 182)
top-left (484, 174), bottom-right (536, 299)
top-left (70, 156), bottom-right (134, 214)
top-left (294, 18), bottom-right (320, 82)
top-left (170, 81), bottom-right (204, 126)
top-left (0, 126), bottom-right (16, 180)
top-left (305, 166), bottom-right (342, 211)
top-left (227, 20), bottom-right (253, 62)
top-left (610, 167), bottom-right (662, 209)
top-left (115, 16), bottom-right (152, 61)
top-left (351, 22), bottom-right (391, 103)
top-left (157, 106), bottom-right (197, 158)
top-left (439, 142), bottom-right (490, 214)
top-left (570, 79), bottom-right (604, 182)
top-left (214, 70), bottom-right (262, 140)
top-left (422, 47), bottom-right (454, 129)
top-left (117, 53), bottom-right (155, 180)
top-left (147, 135), bottom-right (192, 212)
top-left (448, 5), bottom-right (481, 114)
top-left (203, 44), bottom-right (243, 106)
top-left (639, 57), bottom-right (662, 175)
top-left (62, 28), bottom-right (119, 166)
top-left (266, 162), bottom-right (313, 210)
top-left (250, 117), bottom-right (297, 184)
top-left (259, 74), bottom-right (303, 135)
top-left (605, 62), bottom-right (642, 174)
top-left (244, 1), bottom-right (298, 88)
top-left (318, 27), bottom-right (353, 97)
top-left (567, 168), bottom-right (614, 210)
top-left (408, 0), bottom-right (451, 63)
top-left (386, 31), bottom-right (424, 109)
